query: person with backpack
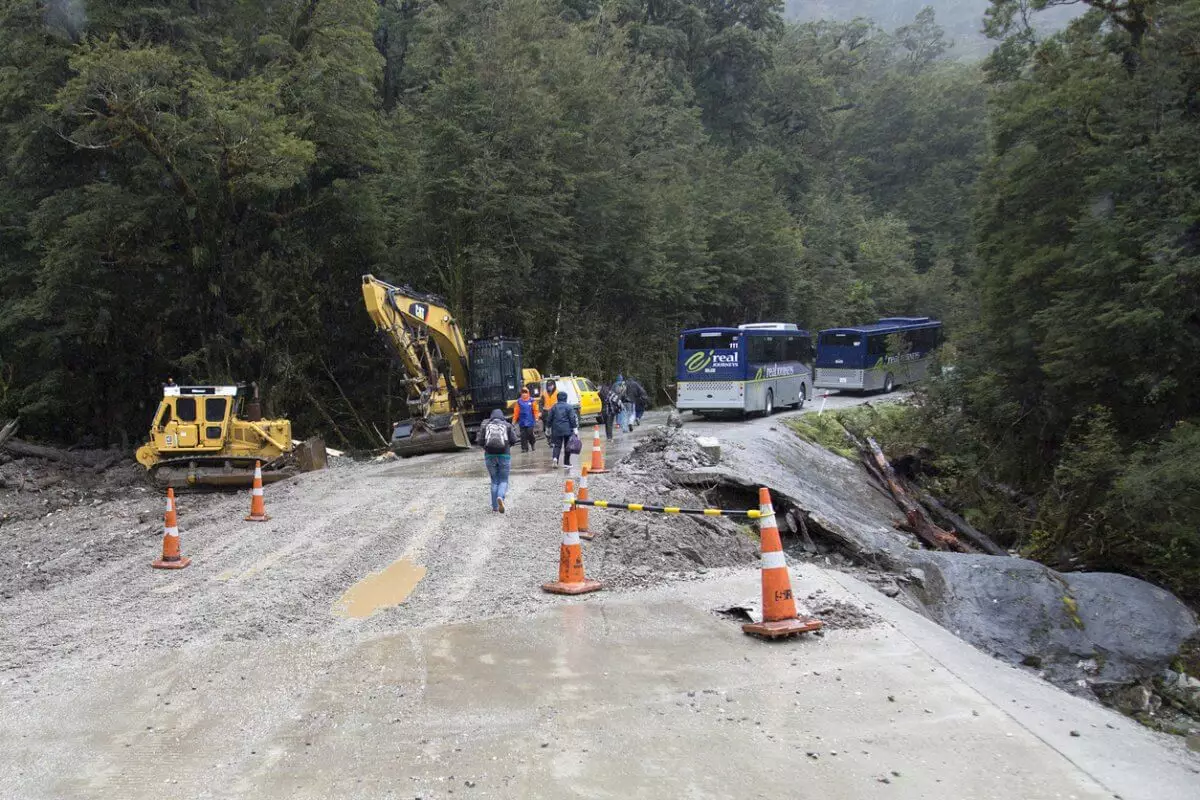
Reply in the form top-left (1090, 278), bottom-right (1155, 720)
top-left (480, 409), bottom-right (518, 513)
top-left (597, 382), bottom-right (622, 441)
top-left (626, 378), bottom-right (650, 426)
top-left (510, 387), bottom-right (540, 452)
top-left (615, 380), bottom-right (634, 434)
top-left (544, 390), bottom-right (578, 468)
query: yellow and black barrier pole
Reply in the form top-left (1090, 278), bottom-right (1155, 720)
top-left (572, 499), bottom-right (763, 519)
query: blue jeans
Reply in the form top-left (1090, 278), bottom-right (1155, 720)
top-left (484, 454), bottom-right (511, 510)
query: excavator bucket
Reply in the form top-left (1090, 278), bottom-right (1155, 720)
top-left (391, 415), bottom-right (470, 457)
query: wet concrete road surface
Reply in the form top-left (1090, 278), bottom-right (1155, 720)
top-left (6, 566), bottom-right (1194, 800)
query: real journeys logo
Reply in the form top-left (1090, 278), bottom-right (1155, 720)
top-left (686, 350), bottom-right (737, 373)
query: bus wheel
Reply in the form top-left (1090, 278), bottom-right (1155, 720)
top-left (792, 385), bottom-right (805, 410)
top-left (764, 389), bottom-right (774, 416)
top-left (883, 373), bottom-right (895, 394)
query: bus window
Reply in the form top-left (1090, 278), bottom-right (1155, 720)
top-left (819, 332), bottom-right (861, 348)
top-left (683, 331), bottom-right (738, 350)
top-left (783, 336), bottom-right (812, 364)
top-left (867, 335), bottom-right (887, 356)
top-left (176, 397), bottom-right (197, 422)
top-left (747, 335), bottom-right (783, 363)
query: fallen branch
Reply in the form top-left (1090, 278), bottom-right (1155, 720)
top-left (90, 452), bottom-right (123, 473)
top-left (2, 437), bottom-right (89, 466)
top-left (0, 419), bottom-right (18, 450)
top-left (910, 485), bottom-right (1008, 557)
top-left (865, 437), bottom-right (971, 554)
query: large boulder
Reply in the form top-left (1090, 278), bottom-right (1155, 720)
top-left (906, 553), bottom-right (1198, 688)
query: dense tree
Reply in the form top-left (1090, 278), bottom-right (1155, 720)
top-left (921, 0), bottom-right (1200, 600)
top-left (0, 1), bottom-right (978, 438)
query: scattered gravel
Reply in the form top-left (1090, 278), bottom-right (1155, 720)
top-left (802, 590), bottom-right (883, 630)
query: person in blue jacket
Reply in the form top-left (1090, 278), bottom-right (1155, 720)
top-left (544, 390), bottom-right (579, 468)
top-left (510, 387), bottom-right (540, 452)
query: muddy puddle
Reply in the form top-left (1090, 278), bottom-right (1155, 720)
top-left (333, 558), bottom-right (428, 619)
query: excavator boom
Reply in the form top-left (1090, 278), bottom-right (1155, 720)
top-left (361, 275), bottom-right (473, 455)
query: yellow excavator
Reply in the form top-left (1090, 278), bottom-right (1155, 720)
top-left (135, 382), bottom-right (326, 487)
top-left (361, 274), bottom-right (538, 457)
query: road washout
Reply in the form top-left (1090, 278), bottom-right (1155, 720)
top-left (664, 415), bottom-right (1200, 736)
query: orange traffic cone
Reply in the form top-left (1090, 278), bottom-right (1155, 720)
top-left (577, 464), bottom-right (593, 541)
top-left (245, 461), bottom-right (270, 522)
top-left (588, 426), bottom-right (608, 474)
top-left (742, 488), bottom-right (823, 639)
top-left (542, 479), bottom-right (602, 596)
top-left (152, 488), bottom-right (191, 570)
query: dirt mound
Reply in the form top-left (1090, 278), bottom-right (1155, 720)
top-left (802, 590), bottom-right (882, 629)
top-left (585, 428), bottom-right (757, 588)
top-left (619, 426), bottom-right (717, 473)
top-left (0, 450), bottom-right (213, 597)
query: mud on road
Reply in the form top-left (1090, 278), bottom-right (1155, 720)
top-left (0, 420), bottom-right (765, 683)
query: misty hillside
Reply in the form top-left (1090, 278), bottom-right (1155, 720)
top-left (786, 0), bottom-right (1080, 57)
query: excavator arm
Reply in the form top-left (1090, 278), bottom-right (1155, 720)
top-left (361, 274), bottom-right (473, 454)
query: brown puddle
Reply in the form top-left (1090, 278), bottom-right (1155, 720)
top-left (333, 558), bottom-right (428, 619)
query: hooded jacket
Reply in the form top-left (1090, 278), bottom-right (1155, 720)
top-left (545, 391), bottom-right (577, 438)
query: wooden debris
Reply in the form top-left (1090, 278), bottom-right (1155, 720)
top-left (864, 437), bottom-right (971, 554)
top-left (0, 418), bottom-right (18, 450)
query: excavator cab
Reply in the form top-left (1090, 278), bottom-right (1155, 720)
top-left (136, 383), bottom-right (318, 488)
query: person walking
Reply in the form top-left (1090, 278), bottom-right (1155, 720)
top-left (480, 409), bottom-right (517, 513)
top-left (539, 379), bottom-right (558, 437)
top-left (615, 381), bottom-right (634, 434)
top-left (627, 378), bottom-right (650, 426)
top-left (544, 390), bottom-right (578, 468)
top-left (598, 382), bottom-right (622, 441)
top-left (510, 387), bottom-right (540, 452)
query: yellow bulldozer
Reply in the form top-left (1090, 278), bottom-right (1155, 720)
top-left (135, 382), bottom-right (326, 487)
top-left (361, 274), bottom-right (539, 457)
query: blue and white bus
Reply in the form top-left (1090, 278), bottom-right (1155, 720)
top-left (814, 316), bottom-right (943, 393)
top-left (676, 323), bottom-right (813, 417)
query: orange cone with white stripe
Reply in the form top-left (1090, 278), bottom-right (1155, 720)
top-left (588, 426), bottom-right (608, 474)
top-left (576, 464), bottom-right (593, 541)
top-left (542, 478), bottom-right (602, 595)
top-left (244, 461), bottom-right (270, 522)
top-left (152, 488), bottom-right (191, 570)
top-left (742, 488), bottom-right (823, 638)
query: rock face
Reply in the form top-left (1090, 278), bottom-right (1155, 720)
top-left (670, 422), bottom-right (1199, 692)
top-left (906, 554), bottom-right (1198, 687)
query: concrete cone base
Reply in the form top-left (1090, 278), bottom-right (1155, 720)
top-left (579, 531), bottom-right (595, 541)
top-left (151, 556), bottom-right (192, 570)
top-left (741, 617), bottom-right (824, 639)
top-left (542, 580), bottom-right (603, 595)
top-left (245, 514), bottom-right (270, 522)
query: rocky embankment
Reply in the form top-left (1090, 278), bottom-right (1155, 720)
top-left (642, 422), bottom-right (1199, 735)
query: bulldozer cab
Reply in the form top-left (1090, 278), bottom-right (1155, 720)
top-left (149, 385), bottom-right (238, 454)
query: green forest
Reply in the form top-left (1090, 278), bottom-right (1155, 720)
top-left (1, 1), bottom-right (1198, 597)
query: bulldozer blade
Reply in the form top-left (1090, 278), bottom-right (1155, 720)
top-left (391, 417), bottom-right (470, 457)
top-left (295, 437), bottom-right (328, 472)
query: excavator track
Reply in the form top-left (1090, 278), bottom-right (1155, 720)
top-left (147, 455), bottom-right (298, 490)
